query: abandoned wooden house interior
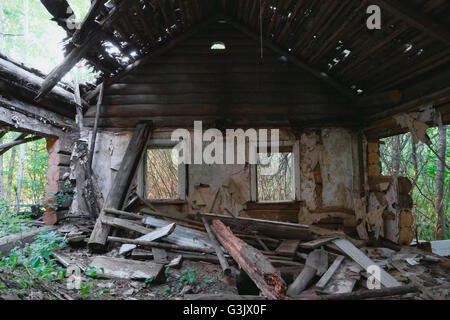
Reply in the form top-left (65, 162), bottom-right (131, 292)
top-left (0, 0), bottom-right (449, 301)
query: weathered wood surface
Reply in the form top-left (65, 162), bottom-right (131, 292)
top-left (119, 222), bottom-right (176, 255)
top-left (315, 255), bottom-right (345, 289)
top-left (109, 236), bottom-right (214, 254)
top-left (275, 240), bottom-right (300, 256)
top-left (143, 216), bottom-right (213, 250)
top-left (332, 239), bottom-right (402, 288)
top-left (201, 215), bottom-right (231, 276)
top-left (287, 249), bottom-right (328, 297)
top-left (295, 284), bottom-right (418, 300)
top-left (88, 123), bottom-right (151, 252)
top-left (100, 215), bottom-right (153, 235)
top-left (0, 227), bottom-right (53, 256)
top-left (89, 256), bottom-right (165, 282)
top-left (200, 213), bottom-right (313, 240)
top-left (211, 219), bottom-right (289, 300)
top-left (299, 237), bottom-right (337, 250)
top-left (152, 248), bottom-right (169, 264)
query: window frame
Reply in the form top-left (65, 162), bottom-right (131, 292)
top-left (140, 139), bottom-right (187, 201)
top-left (250, 140), bottom-right (300, 202)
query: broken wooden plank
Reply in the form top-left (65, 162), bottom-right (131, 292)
top-left (316, 255), bottom-right (345, 289)
top-left (210, 219), bottom-right (289, 300)
top-left (109, 236), bottom-right (214, 254)
top-left (143, 216), bottom-right (213, 250)
top-left (103, 208), bottom-right (143, 220)
top-left (100, 215), bottom-right (152, 235)
top-left (322, 260), bottom-right (361, 294)
top-left (200, 215), bottom-right (231, 276)
top-left (118, 222), bottom-right (176, 255)
top-left (296, 284), bottom-right (418, 300)
top-left (299, 237), bottom-right (337, 250)
top-left (166, 255), bottom-right (182, 268)
top-left (88, 123), bottom-right (151, 252)
top-left (332, 239), bottom-right (402, 288)
top-left (89, 256), bottom-right (165, 282)
top-left (287, 249), bottom-right (328, 297)
top-left (0, 227), bottom-right (53, 256)
top-left (275, 239), bottom-right (300, 256)
top-left (152, 248), bottom-right (168, 264)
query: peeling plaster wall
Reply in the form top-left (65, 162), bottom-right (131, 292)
top-left (298, 128), bottom-right (355, 226)
top-left (88, 127), bottom-right (357, 228)
top-left (90, 130), bottom-right (133, 201)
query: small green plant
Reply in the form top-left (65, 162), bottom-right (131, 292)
top-left (178, 267), bottom-right (197, 286)
top-left (0, 230), bottom-right (66, 281)
top-left (144, 278), bottom-right (153, 288)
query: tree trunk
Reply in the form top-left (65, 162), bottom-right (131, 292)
top-left (15, 144), bottom-right (26, 213)
top-left (6, 148), bottom-right (16, 205)
top-left (0, 137), bottom-right (3, 201)
top-left (435, 124), bottom-right (448, 240)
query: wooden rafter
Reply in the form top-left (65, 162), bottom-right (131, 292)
top-left (36, 0), bottom-right (139, 101)
top-left (372, 0), bottom-right (450, 46)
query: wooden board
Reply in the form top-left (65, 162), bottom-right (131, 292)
top-left (119, 222), bottom-right (176, 255)
top-left (275, 240), bottom-right (300, 256)
top-left (332, 239), bottom-right (402, 288)
top-left (143, 216), bottom-right (213, 250)
top-left (152, 248), bottom-right (169, 264)
top-left (89, 256), bottom-right (165, 282)
top-left (316, 255), bottom-right (345, 289)
top-left (299, 237), bottom-right (337, 250)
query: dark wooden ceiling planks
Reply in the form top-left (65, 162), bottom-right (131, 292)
top-left (36, 0), bottom-right (450, 133)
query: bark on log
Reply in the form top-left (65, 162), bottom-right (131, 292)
top-left (88, 123), bottom-right (151, 252)
top-left (210, 219), bottom-right (289, 300)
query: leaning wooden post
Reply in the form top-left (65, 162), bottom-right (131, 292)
top-left (87, 83), bottom-right (104, 174)
top-left (88, 123), bottom-right (152, 252)
top-left (200, 215), bottom-right (231, 276)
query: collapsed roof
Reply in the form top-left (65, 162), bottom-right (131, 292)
top-left (35, 0), bottom-right (450, 136)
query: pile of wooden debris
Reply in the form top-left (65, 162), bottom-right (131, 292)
top-left (60, 203), bottom-right (449, 300)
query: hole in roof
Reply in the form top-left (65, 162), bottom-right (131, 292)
top-left (211, 41), bottom-right (226, 50)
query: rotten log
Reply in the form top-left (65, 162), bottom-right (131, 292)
top-left (0, 227), bottom-right (53, 256)
top-left (210, 219), bottom-right (289, 300)
top-left (200, 215), bottom-right (231, 276)
top-left (88, 123), bottom-right (151, 252)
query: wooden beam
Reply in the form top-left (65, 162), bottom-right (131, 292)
top-left (71, 0), bottom-right (108, 46)
top-left (372, 0), bottom-right (450, 46)
top-left (36, 0), bottom-right (138, 101)
top-left (368, 86), bottom-right (450, 121)
top-left (223, 16), bottom-right (355, 99)
top-left (87, 82), bottom-right (104, 173)
top-left (88, 123), bottom-right (152, 252)
top-left (210, 219), bottom-right (289, 300)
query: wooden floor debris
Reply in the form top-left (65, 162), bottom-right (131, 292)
top-left (74, 200), bottom-right (450, 300)
top-left (89, 256), bottom-right (165, 282)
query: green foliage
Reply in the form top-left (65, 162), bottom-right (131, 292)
top-left (178, 267), bottom-right (197, 286)
top-left (0, 203), bottom-right (32, 238)
top-left (0, 230), bottom-right (66, 282)
top-left (380, 128), bottom-right (449, 241)
top-left (0, 0), bottom-right (97, 82)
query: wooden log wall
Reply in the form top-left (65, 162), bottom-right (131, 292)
top-left (84, 21), bottom-right (352, 129)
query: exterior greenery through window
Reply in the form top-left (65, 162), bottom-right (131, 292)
top-left (146, 148), bottom-right (179, 199)
top-left (257, 152), bottom-right (293, 201)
